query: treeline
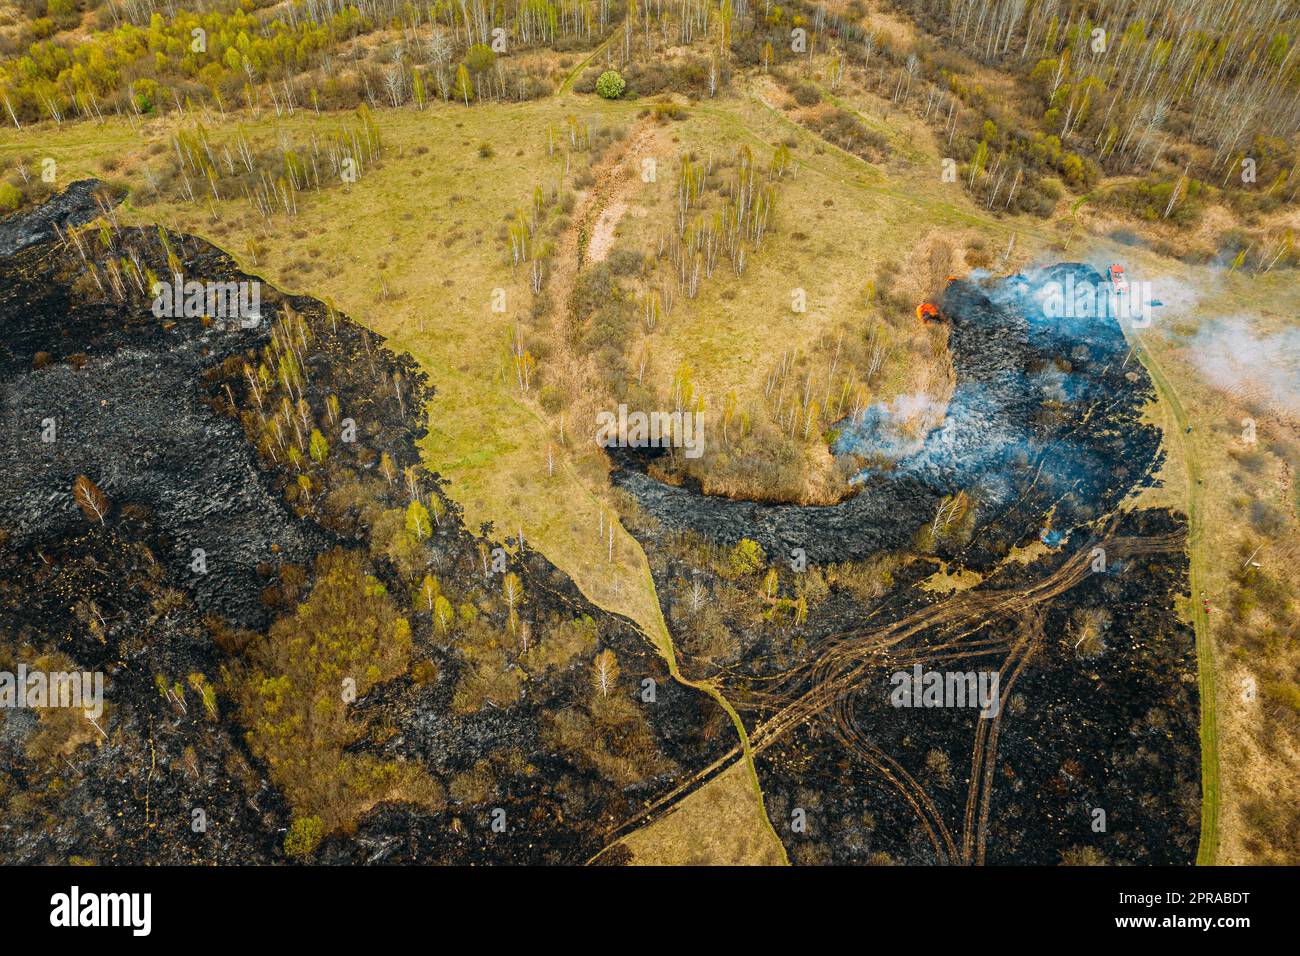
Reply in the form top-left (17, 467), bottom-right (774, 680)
top-left (737, 0), bottom-right (1297, 219)
top-left (895, 0), bottom-right (1300, 197)
top-left (0, 0), bottom-right (623, 126)
top-left (572, 0), bottom-right (845, 100)
top-left (675, 0), bottom-right (1087, 215)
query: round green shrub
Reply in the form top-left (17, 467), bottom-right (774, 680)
top-left (284, 815), bottom-right (324, 859)
top-left (0, 182), bottom-right (21, 214)
top-left (596, 70), bottom-right (626, 100)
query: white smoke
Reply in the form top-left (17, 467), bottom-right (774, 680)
top-left (1188, 318), bottom-right (1300, 417)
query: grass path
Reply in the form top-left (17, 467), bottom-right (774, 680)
top-left (815, 84), bottom-right (932, 164)
top-left (556, 25), bottom-right (622, 96)
top-left (1126, 330), bottom-right (1219, 866)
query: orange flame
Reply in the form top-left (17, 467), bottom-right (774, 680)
top-left (916, 302), bottom-right (941, 322)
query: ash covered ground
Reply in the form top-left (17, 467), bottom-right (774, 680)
top-left (614, 265), bottom-right (1200, 865)
top-left (0, 186), bottom-right (1200, 867)
top-left (0, 185), bottom-right (729, 864)
top-left (615, 264), bottom-right (1165, 570)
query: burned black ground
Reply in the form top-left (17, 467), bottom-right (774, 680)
top-left (614, 268), bottom-right (1199, 865)
top-left (615, 264), bottom-right (1166, 570)
top-left (0, 186), bottom-right (729, 864)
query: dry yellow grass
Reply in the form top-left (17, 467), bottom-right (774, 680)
top-left (1115, 253), bottom-right (1300, 865)
top-left (619, 760), bottom-right (788, 865)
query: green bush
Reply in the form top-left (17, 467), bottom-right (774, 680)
top-left (596, 70), bottom-right (626, 100)
top-left (464, 43), bottom-right (496, 74)
top-left (284, 815), bottom-right (324, 859)
top-left (727, 539), bottom-right (767, 576)
top-left (0, 182), bottom-right (21, 214)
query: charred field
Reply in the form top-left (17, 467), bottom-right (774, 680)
top-left (748, 506), bottom-right (1201, 866)
top-left (614, 263), bottom-right (1167, 569)
top-left (0, 184), bottom-right (1203, 868)
top-left (610, 265), bottom-right (1201, 865)
top-left (0, 184), bottom-right (731, 864)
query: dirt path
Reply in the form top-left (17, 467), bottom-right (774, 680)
top-left (553, 120), bottom-right (665, 303)
top-left (577, 125), bottom-right (662, 267)
top-left (585, 197), bottom-right (628, 264)
top-left (540, 118), bottom-right (790, 865)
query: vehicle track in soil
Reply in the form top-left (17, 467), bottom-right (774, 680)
top-left (961, 616), bottom-right (1042, 865)
top-left (594, 520), bottom-right (1185, 857)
